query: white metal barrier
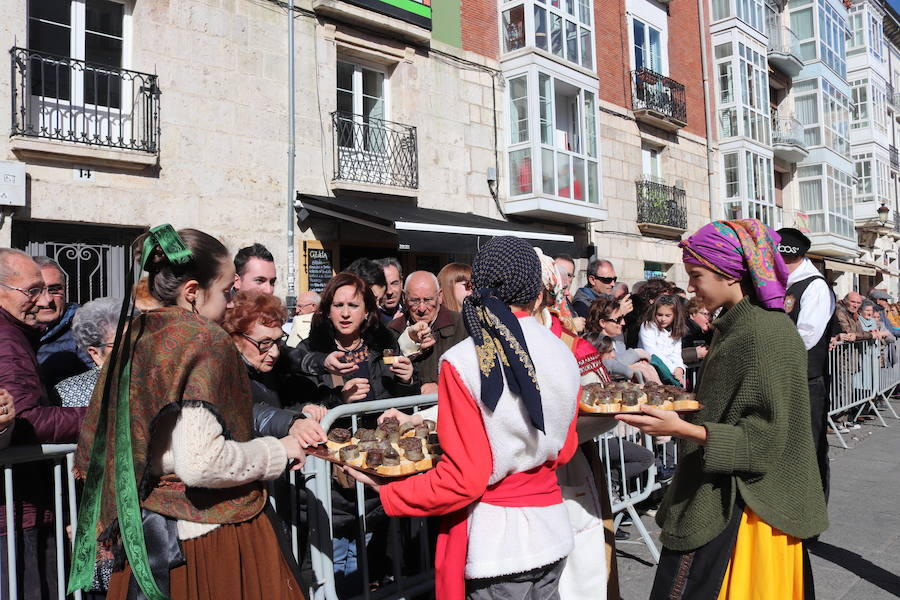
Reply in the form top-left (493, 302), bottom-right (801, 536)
top-left (301, 395), bottom-right (438, 600)
top-left (827, 339), bottom-right (900, 448)
top-left (0, 444), bottom-right (80, 600)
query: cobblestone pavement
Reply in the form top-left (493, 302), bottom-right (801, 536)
top-left (615, 400), bottom-right (900, 599)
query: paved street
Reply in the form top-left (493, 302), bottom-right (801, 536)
top-left (616, 400), bottom-right (900, 599)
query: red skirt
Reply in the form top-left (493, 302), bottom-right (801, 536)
top-left (108, 512), bottom-right (304, 600)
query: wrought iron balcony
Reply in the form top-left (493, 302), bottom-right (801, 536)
top-left (891, 145), bottom-right (899, 170)
top-left (10, 47), bottom-right (160, 154)
top-left (636, 178), bottom-right (687, 238)
top-left (631, 68), bottom-right (687, 131)
top-left (766, 25), bottom-right (803, 78)
top-left (332, 111), bottom-right (418, 190)
top-left (772, 113), bottom-right (808, 163)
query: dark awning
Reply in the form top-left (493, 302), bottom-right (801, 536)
top-left (295, 194), bottom-right (577, 255)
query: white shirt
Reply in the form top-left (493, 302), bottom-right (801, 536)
top-left (787, 258), bottom-right (835, 351)
top-left (638, 322), bottom-right (685, 374)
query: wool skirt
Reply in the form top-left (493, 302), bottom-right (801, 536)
top-left (107, 511), bottom-right (304, 600)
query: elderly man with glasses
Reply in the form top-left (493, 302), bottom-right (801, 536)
top-left (386, 271), bottom-right (469, 395)
top-left (32, 256), bottom-right (94, 388)
top-left (0, 249), bottom-right (86, 600)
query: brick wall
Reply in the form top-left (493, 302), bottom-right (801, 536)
top-left (596, 0), bottom-right (631, 108)
top-left (461, 0), bottom-right (499, 59)
top-left (596, 0), bottom-right (709, 139)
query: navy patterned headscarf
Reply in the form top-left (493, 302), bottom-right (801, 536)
top-left (462, 236), bottom-right (545, 431)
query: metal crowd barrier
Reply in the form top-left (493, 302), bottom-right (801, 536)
top-left (595, 425), bottom-right (678, 565)
top-left (301, 395), bottom-right (438, 600)
top-left (827, 339), bottom-right (900, 448)
top-left (0, 444), bottom-right (80, 600)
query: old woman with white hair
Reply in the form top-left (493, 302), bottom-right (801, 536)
top-left (55, 297), bottom-right (121, 407)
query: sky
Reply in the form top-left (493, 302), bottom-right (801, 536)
top-left (890, 0), bottom-right (900, 16)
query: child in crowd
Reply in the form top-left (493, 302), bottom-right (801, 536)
top-left (584, 333), bottom-right (617, 363)
top-left (638, 294), bottom-right (687, 386)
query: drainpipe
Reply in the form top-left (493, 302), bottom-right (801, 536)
top-left (286, 0), bottom-right (297, 311)
top-left (697, 0), bottom-right (717, 221)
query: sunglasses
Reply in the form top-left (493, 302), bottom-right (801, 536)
top-left (602, 316), bottom-right (626, 325)
top-left (590, 275), bottom-right (617, 284)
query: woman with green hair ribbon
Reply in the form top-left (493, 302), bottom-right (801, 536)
top-left (69, 226), bottom-right (306, 600)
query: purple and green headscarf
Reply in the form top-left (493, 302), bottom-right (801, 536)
top-left (678, 219), bottom-right (790, 310)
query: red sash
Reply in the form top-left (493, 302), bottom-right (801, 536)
top-left (434, 463), bottom-right (563, 600)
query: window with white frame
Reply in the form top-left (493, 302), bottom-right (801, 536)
top-left (790, 1), bottom-right (816, 61)
top-left (713, 41), bottom-right (769, 144)
top-left (641, 143), bottom-right (662, 182)
top-left (847, 9), bottom-right (864, 52)
top-left (336, 60), bottom-right (389, 157)
top-left (739, 43), bottom-right (770, 145)
top-left (872, 82), bottom-right (887, 134)
top-left (724, 152), bottom-right (740, 199)
top-left (876, 157), bottom-right (890, 202)
top-left (715, 43), bottom-right (737, 138)
top-left (797, 163), bottom-right (853, 238)
top-left (794, 78), bottom-right (820, 146)
top-left (507, 69), bottom-right (600, 205)
top-left (27, 0), bottom-right (126, 107)
top-left (504, 0), bottom-right (594, 70)
top-left (710, 0), bottom-right (765, 33)
top-left (850, 79), bottom-right (869, 130)
top-left (736, 0), bottom-right (765, 33)
top-left (721, 150), bottom-right (775, 226)
top-left (855, 152), bottom-right (874, 203)
top-left (818, 0), bottom-right (847, 78)
top-left (632, 18), bottom-right (663, 74)
top-left (822, 79), bottom-right (850, 158)
top-left (870, 13), bottom-right (884, 62)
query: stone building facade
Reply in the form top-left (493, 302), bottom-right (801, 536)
top-left (0, 0), bottom-right (578, 304)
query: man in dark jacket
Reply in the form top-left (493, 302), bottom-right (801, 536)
top-left (33, 257), bottom-right (93, 388)
top-left (0, 249), bottom-right (87, 600)
top-left (387, 271), bottom-right (468, 394)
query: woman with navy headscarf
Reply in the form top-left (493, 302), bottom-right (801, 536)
top-left (347, 236), bottom-right (581, 599)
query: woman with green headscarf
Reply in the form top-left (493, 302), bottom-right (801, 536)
top-left (71, 227), bottom-right (306, 600)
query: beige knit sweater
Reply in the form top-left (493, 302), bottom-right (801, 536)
top-left (148, 404), bottom-right (288, 540)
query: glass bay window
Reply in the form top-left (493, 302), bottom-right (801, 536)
top-left (713, 40), bottom-right (770, 145)
top-left (507, 67), bottom-right (600, 205)
top-left (501, 0), bottom-right (594, 70)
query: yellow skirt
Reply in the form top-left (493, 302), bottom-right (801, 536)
top-left (717, 508), bottom-right (804, 600)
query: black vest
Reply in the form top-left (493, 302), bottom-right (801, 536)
top-left (785, 275), bottom-right (836, 380)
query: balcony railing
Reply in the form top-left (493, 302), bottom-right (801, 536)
top-left (332, 111), bottom-right (418, 189)
top-left (891, 145), bottom-right (899, 170)
top-left (772, 115), bottom-right (804, 147)
top-left (767, 25), bottom-right (801, 59)
top-left (631, 68), bottom-right (687, 129)
top-left (10, 47), bottom-right (160, 153)
top-left (636, 179), bottom-right (687, 235)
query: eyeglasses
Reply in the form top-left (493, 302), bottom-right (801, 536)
top-left (47, 284), bottom-right (65, 296)
top-left (240, 332), bottom-right (287, 353)
top-left (590, 275), bottom-right (617, 284)
top-left (0, 282), bottom-right (46, 300)
top-left (407, 297), bottom-right (438, 307)
top-left (602, 316), bottom-right (626, 325)
top-left (697, 311), bottom-right (711, 318)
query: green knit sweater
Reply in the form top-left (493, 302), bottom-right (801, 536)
top-left (656, 297), bottom-right (828, 551)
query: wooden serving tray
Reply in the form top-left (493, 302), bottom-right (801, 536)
top-left (306, 444), bottom-right (437, 479)
top-left (579, 405), bottom-right (704, 417)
